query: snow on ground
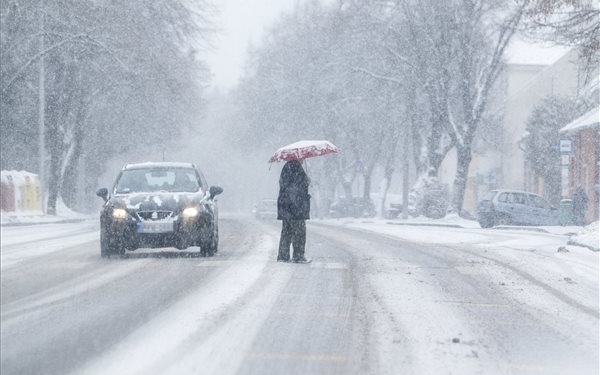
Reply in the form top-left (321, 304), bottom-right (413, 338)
top-left (75, 228), bottom-right (291, 375)
top-left (569, 221), bottom-right (600, 251)
top-left (1, 198), bottom-right (91, 225)
top-left (320, 213), bottom-right (598, 250)
top-left (0, 221), bottom-right (98, 268)
top-left (1, 213), bottom-right (597, 374)
top-left (318, 214), bottom-right (599, 309)
top-left (317, 214), bottom-right (599, 373)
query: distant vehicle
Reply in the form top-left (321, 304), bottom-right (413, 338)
top-left (96, 162), bottom-right (223, 257)
top-left (253, 199), bottom-right (278, 220)
top-left (476, 189), bottom-right (559, 228)
top-left (329, 197), bottom-right (376, 218)
top-left (384, 202), bottom-right (403, 219)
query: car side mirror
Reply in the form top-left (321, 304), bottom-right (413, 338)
top-left (209, 186), bottom-right (223, 199)
top-left (96, 187), bottom-right (109, 202)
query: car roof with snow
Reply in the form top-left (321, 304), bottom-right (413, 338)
top-left (489, 189), bottom-right (545, 196)
top-left (122, 162), bottom-right (197, 170)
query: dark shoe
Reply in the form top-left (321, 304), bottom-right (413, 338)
top-left (292, 257), bottom-right (312, 264)
top-left (277, 258), bottom-right (290, 262)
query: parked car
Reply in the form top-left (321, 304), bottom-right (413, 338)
top-left (384, 202), bottom-right (403, 219)
top-left (476, 189), bottom-right (559, 228)
top-left (96, 162), bottom-right (223, 257)
top-left (329, 197), bottom-right (376, 218)
top-left (253, 199), bottom-right (278, 220)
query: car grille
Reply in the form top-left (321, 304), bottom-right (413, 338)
top-left (136, 211), bottom-right (174, 221)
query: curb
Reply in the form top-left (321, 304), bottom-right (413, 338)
top-left (386, 222), bottom-right (464, 229)
top-left (567, 239), bottom-right (600, 252)
top-left (0, 218), bottom-right (91, 227)
top-left (491, 226), bottom-right (549, 233)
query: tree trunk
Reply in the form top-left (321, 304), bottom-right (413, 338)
top-left (363, 167), bottom-right (373, 201)
top-left (452, 144), bottom-right (473, 215)
top-left (60, 128), bottom-right (84, 210)
top-left (46, 148), bottom-right (61, 216)
top-left (380, 165), bottom-right (394, 218)
top-left (60, 88), bottom-right (87, 211)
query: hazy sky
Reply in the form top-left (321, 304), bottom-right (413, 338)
top-left (205, 1), bottom-right (570, 90)
top-left (206, 0), bottom-right (296, 89)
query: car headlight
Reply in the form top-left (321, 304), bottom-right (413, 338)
top-left (182, 207), bottom-right (199, 217)
top-left (112, 208), bottom-right (128, 219)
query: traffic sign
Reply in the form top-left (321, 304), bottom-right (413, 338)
top-left (559, 138), bottom-right (572, 153)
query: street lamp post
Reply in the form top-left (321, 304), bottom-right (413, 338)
top-left (38, 9), bottom-right (45, 214)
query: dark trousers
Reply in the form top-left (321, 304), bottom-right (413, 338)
top-left (278, 220), bottom-right (306, 261)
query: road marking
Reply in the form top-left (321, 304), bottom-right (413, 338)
top-left (435, 300), bottom-right (510, 308)
top-left (195, 261), bottom-right (350, 269)
top-left (248, 352), bottom-right (349, 362)
top-left (310, 262), bottom-right (348, 269)
top-left (279, 293), bottom-right (348, 300)
top-left (195, 260), bottom-right (237, 266)
top-left (272, 310), bottom-right (355, 318)
top-left (454, 266), bottom-right (488, 275)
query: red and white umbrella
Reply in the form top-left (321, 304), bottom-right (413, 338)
top-left (268, 140), bottom-right (339, 163)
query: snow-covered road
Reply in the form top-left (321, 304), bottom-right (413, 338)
top-left (1, 216), bottom-right (598, 375)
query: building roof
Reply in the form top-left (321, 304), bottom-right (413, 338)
top-left (560, 107), bottom-right (600, 134)
top-left (505, 37), bottom-right (570, 66)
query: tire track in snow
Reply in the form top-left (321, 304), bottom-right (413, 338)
top-left (74, 222), bottom-right (289, 375)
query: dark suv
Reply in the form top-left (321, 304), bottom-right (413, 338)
top-left (476, 189), bottom-right (558, 228)
top-left (96, 162), bottom-right (223, 257)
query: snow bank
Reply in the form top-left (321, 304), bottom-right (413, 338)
top-left (1, 169), bottom-right (93, 225)
top-left (1, 196), bottom-right (90, 225)
top-left (569, 221), bottom-right (599, 251)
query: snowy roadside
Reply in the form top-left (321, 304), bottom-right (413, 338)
top-left (0, 221), bottom-right (99, 268)
top-left (1, 199), bottom-right (98, 268)
top-left (317, 213), bottom-right (598, 251)
top-left (567, 221), bottom-right (600, 252)
top-left (1, 199), bottom-right (94, 226)
top-left (315, 214), bottom-right (598, 301)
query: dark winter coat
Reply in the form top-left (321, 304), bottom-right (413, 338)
top-left (277, 160), bottom-right (310, 220)
top-left (573, 186), bottom-right (588, 221)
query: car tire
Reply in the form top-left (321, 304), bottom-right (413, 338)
top-left (494, 214), bottom-right (511, 226)
top-left (100, 224), bottom-right (124, 258)
top-left (213, 226), bottom-right (219, 253)
top-left (200, 222), bottom-right (217, 257)
top-left (211, 228), bottom-right (219, 254)
top-left (100, 229), bottom-right (111, 258)
top-left (200, 238), bottom-right (215, 257)
top-left (478, 216), bottom-right (493, 228)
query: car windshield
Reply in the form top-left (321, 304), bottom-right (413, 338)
top-left (483, 190), bottom-right (497, 200)
top-left (114, 168), bottom-right (200, 193)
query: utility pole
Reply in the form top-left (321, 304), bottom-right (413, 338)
top-left (38, 8), bottom-right (46, 214)
top-left (402, 132), bottom-right (409, 219)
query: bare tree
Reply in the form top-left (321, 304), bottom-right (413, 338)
top-left (1, 0), bottom-right (214, 214)
top-left (523, 0), bottom-right (600, 74)
top-left (447, 1), bottom-right (526, 214)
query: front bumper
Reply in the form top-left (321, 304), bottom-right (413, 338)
top-left (104, 214), bottom-right (210, 250)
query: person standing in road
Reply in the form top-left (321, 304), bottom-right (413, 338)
top-left (572, 186), bottom-right (589, 226)
top-left (277, 160), bottom-right (311, 263)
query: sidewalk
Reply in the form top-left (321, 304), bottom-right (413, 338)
top-left (1, 200), bottom-right (94, 227)
top-left (0, 216), bottom-right (92, 227)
